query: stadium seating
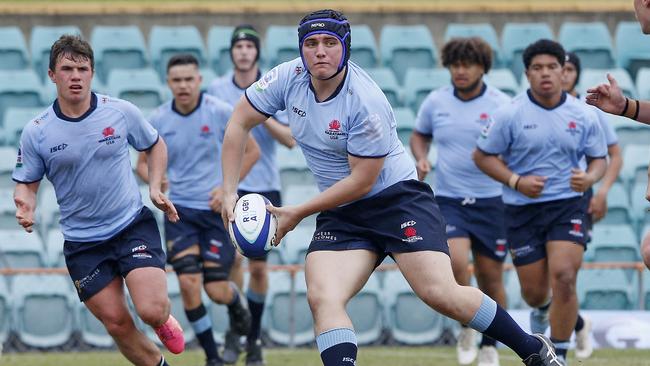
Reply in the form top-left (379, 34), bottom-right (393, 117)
top-left (0, 27), bottom-right (29, 70)
top-left (276, 146), bottom-right (313, 188)
top-left (577, 269), bottom-right (637, 310)
top-left (78, 301), bottom-right (113, 348)
top-left (346, 273), bottom-right (384, 345)
top-left (484, 68), bottom-right (520, 96)
top-left (106, 68), bottom-right (164, 110)
top-left (265, 270), bottom-right (314, 345)
top-left (36, 183), bottom-right (60, 233)
top-left (30, 26), bottom-right (82, 80)
top-left (501, 23), bottom-right (554, 79)
top-left (149, 26), bottom-right (207, 78)
top-left (12, 274), bottom-right (75, 348)
top-left (44, 228), bottom-right (65, 268)
top-left (635, 67), bottom-right (650, 100)
top-left (0, 69), bottom-right (45, 122)
top-left (644, 270), bottom-right (650, 310)
top-left (579, 68), bottom-right (637, 99)
top-left (380, 25), bottom-right (437, 84)
top-left (0, 187), bottom-right (16, 229)
top-left (0, 277), bottom-right (10, 345)
top-left (366, 67), bottom-right (402, 108)
top-left (281, 224), bottom-right (315, 265)
top-left (90, 26), bottom-right (148, 82)
top-left (621, 144), bottom-right (650, 190)
top-left (2, 107), bottom-right (42, 147)
top-left (383, 270), bottom-right (445, 344)
top-left (207, 26), bottom-right (235, 75)
top-left (559, 22), bottom-right (615, 69)
top-left (586, 224), bottom-right (640, 263)
top-left (350, 25), bottom-right (379, 68)
top-left (403, 68), bottom-right (450, 113)
top-left (200, 68), bottom-right (218, 92)
top-left (598, 183), bottom-right (633, 226)
top-left (423, 145), bottom-right (438, 188)
top-left (265, 26), bottom-right (300, 68)
top-left (444, 23), bottom-right (501, 66)
top-left (0, 229), bottom-right (46, 268)
top-left (609, 112), bottom-right (650, 149)
top-left (0, 147), bottom-right (17, 189)
top-left (631, 183), bottom-right (650, 232)
top-left (616, 21), bottom-right (650, 79)
top-left (393, 107), bottom-right (416, 146)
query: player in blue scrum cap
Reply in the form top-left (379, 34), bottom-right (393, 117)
top-left (221, 9), bottom-right (563, 366)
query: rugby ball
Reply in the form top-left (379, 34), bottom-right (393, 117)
top-left (228, 193), bottom-right (277, 258)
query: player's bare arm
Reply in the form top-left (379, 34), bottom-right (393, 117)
top-left (146, 137), bottom-right (179, 222)
top-left (14, 181), bottom-right (39, 233)
top-left (263, 117), bottom-right (296, 148)
top-left (409, 131), bottom-right (432, 181)
top-left (570, 157), bottom-right (606, 193)
top-left (473, 149), bottom-right (547, 198)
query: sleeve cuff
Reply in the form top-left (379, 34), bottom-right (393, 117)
top-left (413, 130), bottom-right (433, 138)
top-left (135, 134), bottom-right (160, 152)
top-left (13, 177), bottom-right (43, 184)
top-left (244, 91), bottom-right (273, 118)
top-left (347, 151), bottom-right (390, 159)
top-left (475, 146), bottom-right (500, 156)
top-left (586, 155), bottom-right (607, 160)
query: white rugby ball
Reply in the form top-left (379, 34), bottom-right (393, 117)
top-left (228, 193), bottom-right (277, 258)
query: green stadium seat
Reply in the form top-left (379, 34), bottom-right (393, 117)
top-left (0, 69), bottom-right (45, 123)
top-left (0, 277), bottom-right (10, 345)
top-left (616, 21), bottom-right (650, 79)
top-left (36, 183), bottom-right (60, 233)
top-left (579, 68), bottom-right (637, 99)
top-left (635, 67), bottom-right (650, 100)
top-left (501, 23), bottom-right (554, 80)
top-left (393, 107), bottom-right (415, 146)
top-left (265, 25), bottom-right (299, 68)
top-left (78, 300), bottom-right (113, 348)
top-left (0, 229), bottom-right (45, 268)
top-left (44, 228), bottom-right (65, 268)
top-left (621, 144), bottom-right (650, 189)
top-left (106, 68), bottom-right (164, 110)
top-left (350, 25), bottom-right (379, 68)
top-left (207, 26), bottom-right (235, 75)
top-left (484, 68), bottom-right (520, 97)
top-left (383, 270), bottom-right (445, 344)
top-left (444, 23), bottom-right (501, 66)
top-left (598, 183), bottom-right (633, 226)
top-left (577, 269), bottom-right (637, 310)
top-left (281, 224), bottom-right (315, 265)
top-left (346, 273), bottom-right (384, 345)
top-left (149, 26), bottom-right (207, 78)
top-left (264, 271), bottom-right (314, 345)
top-left (277, 146), bottom-right (314, 188)
top-left (366, 68), bottom-right (402, 108)
top-left (2, 107), bottom-right (43, 147)
top-left (559, 22), bottom-right (615, 69)
top-left (380, 25), bottom-right (437, 84)
top-left (30, 26), bottom-right (82, 80)
top-left (12, 274), bottom-right (75, 348)
top-left (403, 68), bottom-right (450, 113)
top-left (90, 26), bottom-right (148, 82)
top-left (200, 68), bottom-right (218, 92)
top-left (0, 27), bottom-right (29, 70)
top-left (608, 112), bottom-right (650, 150)
top-left (586, 224), bottom-right (639, 262)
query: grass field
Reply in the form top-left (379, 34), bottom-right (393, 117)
top-left (1, 347), bottom-right (649, 366)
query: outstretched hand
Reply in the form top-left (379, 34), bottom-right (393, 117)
top-left (585, 74), bottom-right (627, 115)
top-left (266, 204), bottom-right (304, 246)
top-left (150, 190), bottom-right (179, 223)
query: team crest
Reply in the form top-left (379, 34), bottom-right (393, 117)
top-left (325, 119), bottom-right (345, 139)
top-left (566, 121), bottom-right (579, 136)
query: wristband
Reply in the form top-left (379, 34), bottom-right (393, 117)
top-left (620, 97), bottom-right (629, 116)
top-left (508, 173), bottom-right (520, 190)
top-left (633, 99), bottom-right (640, 121)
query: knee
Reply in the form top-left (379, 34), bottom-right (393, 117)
top-left (137, 298), bottom-right (170, 327)
top-left (249, 263), bottom-right (268, 284)
top-left (520, 284), bottom-right (549, 307)
top-left (551, 268), bottom-right (578, 299)
top-left (178, 275), bottom-right (202, 297)
top-left (100, 311), bottom-right (136, 338)
top-left (307, 287), bottom-right (343, 314)
top-left (205, 281), bottom-right (231, 304)
top-left (416, 282), bottom-right (457, 312)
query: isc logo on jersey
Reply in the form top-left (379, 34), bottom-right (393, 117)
top-left (228, 193), bottom-right (277, 258)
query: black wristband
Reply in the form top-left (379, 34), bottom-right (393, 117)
top-left (620, 97), bottom-right (629, 116)
top-left (514, 176), bottom-right (521, 191)
top-left (633, 99), bottom-right (640, 120)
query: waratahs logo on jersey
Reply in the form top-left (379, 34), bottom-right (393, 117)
top-left (566, 121), bottom-right (580, 136)
top-left (255, 67), bottom-right (278, 91)
top-left (98, 126), bottom-right (122, 145)
top-left (200, 125), bottom-right (213, 138)
top-left (476, 112), bottom-right (490, 124)
top-left (325, 119), bottom-right (346, 139)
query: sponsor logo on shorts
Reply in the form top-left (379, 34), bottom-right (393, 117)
top-left (495, 239), bottom-right (507, 257)
top-left (341, 357), bottom-right (356, 365)
top-left (461, 197), bottom-right (476, 206)
top-left (98, 126), bottom-right (121, 145)
top-left (445, 224), bottom-right (457, 234)
top-left (313, 231), bottom-right (337, 242)
top-left (131, 243), bottom-right (152, 259)
top-left (133, 253), bottom-right (152, 259)
top-left (75, 268), bottom-right (100, 294)
top-left (401, 220), bottom-right (423, 243)
top-left (569, 219), bottom-right (584, 237)
top-left (131, 244), bottom-right (147, 253)
top-left (206, 239), bottom-right (222, 260)
top-left (510, 245), bottom-right (534, 259)
top-left (325, 119), bottom-right (346, 140)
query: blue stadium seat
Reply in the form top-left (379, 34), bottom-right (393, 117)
top-left (608, 112), bottom-right (650, 150)
top-left (586, 224), bottom-right (639, 263)
top-left (350, 25), bottom-right (379, 68)
top-left (598, 183), bottom-right (633, 226)
top-left (30, 26), bottom-right (82, 80)
top-left (444, 23), bottom-right (501, 66)
top-left (281, 224), bottom-right (315, 265)
top-left (383, 270), bottom-right (445, 344)
top-left (78, 300), bottom-right (113, 348)
top-left (380, 25), bottom-right (437, 84)
top-left (0, 69), bottom-right (45, 123)
top-left (393, 107), bottom-right (415, 146)
top-left (107, 68), bottom-right (164, 109)
top-left (45, 228), bottom-right (65, 268)
top-left (631, 183), bottom-right (650, 231)
top-left (635, 67), bottom-right (650, 100)
top-left (0, 229), bottom-right (46, 268)
top-left (616, 21), bottom-right (650, 79)
top-left (403, 68), bottom-right (450, 113)
top-left (423, 145), bottom-right (438, 188)
top-left (346, 273), bottom-right (384, 345)
top-left (559, 22), bottom-right (615, 69)
top-left (2, 107), bottom-right (42, 147)
top-left (282, 184), bottom-right (319, 227)
top-left (484, 69), bottom-right (520, 97)
top-left (0, 147), bottom-right (17, 189)
top-left (366, 68), bottom-right (402, 108)
top-left (12, 274), bottom-right (75, 348)
top-left (264, 271), bottom-right (314, 345)
top-left (501, 23), bottom-right (554, 80)
top-left (621, 144), bottom-right (650, 189)
top-left (0, 27), bottom-right (29, 70)
top-left (90, 26), bottom-right (148, 82)
top-left (36, 183), bottom-right (60, 233)
top-left (579, 68), bottom-right (637, 98)
top-left (0, 277), bottom-right (10, 345)
top-left (265, 26), bottom-right (299, 68)
top-left (277, 146), bottom-right (314, 188)
top-left (200, 68), bottom-right (218, 92)
top-left (149, 26), bottom-right (207, 78)
top-left (577, 269), bottom-right (637, 310)
top-left (207, 26), bottom-right (235, 75)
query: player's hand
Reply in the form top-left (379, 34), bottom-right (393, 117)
top-left (14, 196), bottom-right (35, 233)
top-left (570, 168), bottom-right (594, 193)
top-left (589, 191), bottom-right (607, 222)
top-left (209, 186), bottom-right (224, 213)
top-left (266, 204), bottom-right (303, 246)
top-left (221, 191), bottom-right (238, 229)
top-left (150, 189), bottom-right (179, 223)
top-left (516, 175), bottom-right (547, 198)
top-left (416, 158), bottom-right (431, 181)
top-left (585, 74), bottom-right (627, 115)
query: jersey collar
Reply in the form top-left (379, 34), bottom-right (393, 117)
top-left (172, 92), bottom-right (203, 117)
top-left (53, 92), bottom-right (98, 122)
top-left (308, 66), bottom-right (349, 104)
top-left (231, 70), bottom-right (262, 91)
top-left (527, 89), bottom-right (567, 111)
top-left (453, 83), bottom-right (487, 102)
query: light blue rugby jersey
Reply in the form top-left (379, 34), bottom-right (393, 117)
top-left (12, 93), bottom-right (158, 242)
top-left (208, 71), bottom-right (288, 192)
top-left (576, 94), bottom-right (618, 170)
top-left (477, 91), bottom-right (607, 206)
top-left (245, 58), bottom-right (416, 199)
top-left (415, 84), bottom-right (511, 198)
top-left (149, 93), bottom-right (232, 210)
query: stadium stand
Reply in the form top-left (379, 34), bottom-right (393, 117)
top-left (149, 25), bottom-right (207, 78)
top-left (366, 67), bottom-right (402, 108)
top-left (207, 25), bottom-right (235, 75)
top-left (346, 273), bottom-right (384, 345)
top-left (501, 22), bottom-right (554, 80)
top-left (0, 229), bottom-right (45, 269)
top-left (44, 228), bottom-right (65, 268)
top-left (0, 27), bottom-right (29, 70)
top-left (350, 25), bottom-right (379, 69)
top-left (0, 147), bottom-right (17, 188)
top-left (578, 268), bottom-right (638, 310)
top-left (635, 67), bottom-right (650, 100)
top-left (106, 68), bottom-right (164, 110)
top-left (586, 224), bottom-right (640, 263)
top-left (281, 224), bottom-right (315, 265)
top-left (30, 26), bottom-right (83, 81)
top-left (264, 270), bottom-right (314, 346)
top-left (90, 26), bottom-right (148, 82)
top-left (608, 112), bottom-right (650, 149)
top-left (2, 107), bottom-right (42, 147)
top-left (380, 25), bottom-right (437, 84)
top-left (444, 23), bottom-right (501, 66)
top-left (264, 25), bottom-right (300, 68)
top-left (403, 68), bottom-right (450, 113)
top-left (484, 68), bottom-right (520, 96)
top-left (0, 277), bottom-right (9, 345)
top-left (559, 22), bottom-right (615, 69)
top-left (616, 21), bottom-right (650, 79)
top-left (393, 107), bottom-right (416, 147)
top-left (579, 68), bottom-right (637, 98)
top-left (597, 183), bottom-right (633, 226)
top-left (621, 144), bottom-right (650, 190)
top-left (0, 69), bottom-right (45, 123)
top-left (78, 301), bottom-right (114, 348)
top-left (276, 146), bottom-right (313, 189)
